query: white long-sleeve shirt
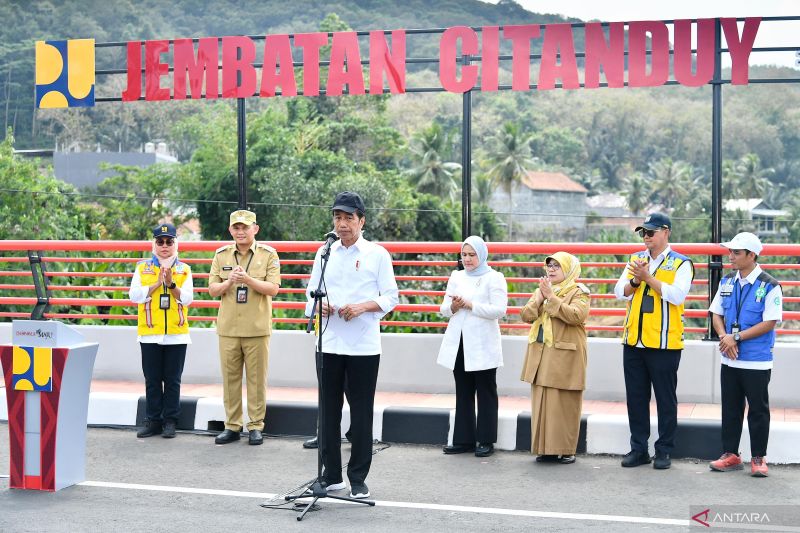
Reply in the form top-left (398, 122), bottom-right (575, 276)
top-left (305, 236), bottom-right (399, 355)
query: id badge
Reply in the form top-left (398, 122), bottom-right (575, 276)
top-left (236, 286), bottom-right (248, 304)
top-left (159, 293), bottom-right (171, 310)
top-left (731, 322), bottom-right (740, 334)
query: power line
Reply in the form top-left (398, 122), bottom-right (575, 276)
top-left (0, 186), bottom-right (777, 224)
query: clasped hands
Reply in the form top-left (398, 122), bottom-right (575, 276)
top-left (449, 294), bottom-right (473, 313)
top-left (536, 277), bottom-right (554, 302)
top-left (718, 333), bottom-right (739, 360)
top-left (320, 301), bottom-right (368, 321)
top-left (627, 259), bottom-right (651, 286)
top-left (151, 266), bottom-right (173, 293)
top-left (228, 265), bottom-right (250, 285)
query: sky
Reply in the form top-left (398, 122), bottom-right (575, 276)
top-left (507, 0), bottom-right (799, 69)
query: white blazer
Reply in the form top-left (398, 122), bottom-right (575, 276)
top-left (436, 269), bottom-right (507, 371)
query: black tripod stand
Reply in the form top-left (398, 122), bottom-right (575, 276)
top-left (284, 237), bottom-right (374, 521)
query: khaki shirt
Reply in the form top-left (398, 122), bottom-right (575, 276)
top-left (210, 241), bottom-right (281, 337)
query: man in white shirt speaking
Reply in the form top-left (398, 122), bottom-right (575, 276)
top-left (305, 191), bottom-right (399, 500)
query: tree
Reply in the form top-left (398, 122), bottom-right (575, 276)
top-left (89, 162), bottom-right (185, 240)
top-left (404, 122), bottom-right (461, 200)
top-left (647, 158), bottom-right (693, 210)
top-left (472, 172), bottom-right (495, 204)
top-left (0, 128), bottom-right (89, 240)
top-left (483, 122), bottom-right (536, 239)
top-left (621, 173), bottom-right (649, 215)
top-left (731, 153), bottom-right (773, 199)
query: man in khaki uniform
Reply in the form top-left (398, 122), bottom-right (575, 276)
top-left (209, 210), bottom-right (281, 445)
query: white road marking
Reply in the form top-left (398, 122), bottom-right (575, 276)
top-left (79, 479), bottom-right (689, 526)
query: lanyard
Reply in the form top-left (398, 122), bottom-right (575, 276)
top-left (234, 249), bottom-right (255, 272)
top-left (734, 281), bottom-right (753, 325)
top-left (234, 249), bottom-right (255, 287)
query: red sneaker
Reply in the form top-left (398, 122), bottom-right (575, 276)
top-left (751, 456), bottom-right (769, 477)
top-left (709, 452), bottom-right (743, 472)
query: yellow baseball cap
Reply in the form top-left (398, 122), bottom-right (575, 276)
top-left (230, 210), bottom-right (256, 226)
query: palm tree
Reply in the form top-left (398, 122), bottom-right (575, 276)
top-left (404, 123), bottom-right (461, 201)
top-left (648, 158), bottom-right (693, 210)
top-left (621, 173), bottom-right (649, 215)
top-left (732, 153), bottom-right (773, 199)
top-left (483, 122), bottom-right (536, 239)
top-left (472, 172), bottom-right (495, 204)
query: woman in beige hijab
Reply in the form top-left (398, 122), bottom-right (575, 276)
top-left (520, 252), bottom-right (590, 464)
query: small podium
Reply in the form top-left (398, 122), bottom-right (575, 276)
top-left (0, 320), bottom-right (98, 491)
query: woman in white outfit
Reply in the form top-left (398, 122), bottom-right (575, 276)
top-left (437, 236), bottom-right (508, 457)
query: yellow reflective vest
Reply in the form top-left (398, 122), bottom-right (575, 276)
top-left (622, 250), bottom-right (693, 350)
top-left (135, 258), bottom-right (191, 336)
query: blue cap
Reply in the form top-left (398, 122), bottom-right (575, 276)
top-left (153, 223), bottom-right (177, 238)
top-left (635, 213), bottom-right (671, 232)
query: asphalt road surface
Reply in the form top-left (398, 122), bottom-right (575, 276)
top-left (2, 425), bottom-right (799, 532)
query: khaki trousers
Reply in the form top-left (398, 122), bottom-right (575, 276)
top-left (218, 335), bottom-right (269, 431)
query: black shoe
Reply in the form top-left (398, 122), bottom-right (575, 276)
top-left (443, 444), bottom-right (475, 454)
top-left (475, 443), bottom-right (494, 457)
top-left (350, 482), bottom-right (370, 499)
top-left (653, 452), bottom-right (671, 470)
top-left (535, 454), bottom-right (559, 463)
top-left (136, 420), bottom-right (162, 438)
top-left (558, 455), bottom-right (576, 464)
top-left (248, 429), bottom-right (263, 445)
top-left (303, 436), bottom-right (319, 449)
top-left (162, 420), bottom-right (176, 439)
top-left (621, 450), bottom-right (652, 468)
top-left (214, 429), bottom-right (241, 444)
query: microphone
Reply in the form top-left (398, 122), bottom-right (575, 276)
top-left (321, 231), bottom-right (339, 257)
top-left (323, 231), bottom-right (339, 245)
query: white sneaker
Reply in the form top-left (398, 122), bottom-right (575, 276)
top-left (349, 482), bottom-right (370, 499)
top-left (325, 480), bottom-right (347, 491)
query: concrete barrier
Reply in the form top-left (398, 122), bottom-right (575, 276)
top-left (1, 323), bottom-right (798, 406)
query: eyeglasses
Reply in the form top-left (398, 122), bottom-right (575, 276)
top-left (638, 229), bottom-right (663, 238)
top-left (155, 238), bottom-right (175, 246)
top-left (545, 262), bottom-right (561, 270)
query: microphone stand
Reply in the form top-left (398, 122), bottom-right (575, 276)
top-left (284, 237), bottom-right (374, 521)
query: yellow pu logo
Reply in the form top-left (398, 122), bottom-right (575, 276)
top-left (35, 39), bottom-right (95, 108)
top-left (12, 346), bottom-right (53, 392)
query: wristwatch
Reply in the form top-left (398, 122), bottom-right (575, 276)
top-left (733, 332), bottom-right (741, 342)
top-left (168, 282), bottom-right (177, 289)
top-left (629, 278), bottom-right (641, 288)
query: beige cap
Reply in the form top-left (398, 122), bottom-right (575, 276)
top-left (230, 209), bottom-right (256, 226)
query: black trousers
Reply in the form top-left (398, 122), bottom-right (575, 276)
top-left (721, 364), bottom-right (771, 457)
top-left (452, 339), bottom-right (498, 445)
top-left (320, 352), bottom-right (380, 486)
top-left (140, 342), bottom-right (187, 423)
top-left (623, 345), bottom-right (681, 454)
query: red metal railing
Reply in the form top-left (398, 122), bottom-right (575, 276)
top-left (0, 240), bottom-right (798, 335)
